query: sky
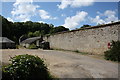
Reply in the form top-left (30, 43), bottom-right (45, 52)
top-left (1, 0), bottom-right (119, 30)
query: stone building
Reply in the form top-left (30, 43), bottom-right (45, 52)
top-left (0, 37), bottom-right (15, 49)
top-left (20, 37), bottom-right (43, 48)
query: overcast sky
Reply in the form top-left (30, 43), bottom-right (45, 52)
top-left (1, 0), bottom-right (119, 29)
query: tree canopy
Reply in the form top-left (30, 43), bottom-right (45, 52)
top-left (80, 25), bottom-right (91, 28)
top-left (1, 15), bottom-right (92, 44)
top-left (1, 15), bottom-right (69, 44)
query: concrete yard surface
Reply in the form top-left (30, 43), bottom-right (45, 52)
top-left (1, 49), bottom-right (119, 78)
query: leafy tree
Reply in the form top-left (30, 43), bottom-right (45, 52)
top-left (1, 15), bottom-right (13, 40)
top-left (33, 31), bottom-right (41, 37)
top-left (28, 32), bottom-right (34, 37)
top-left (50, 26), bottom-right (69, 34)
top-left (1, 15), bottom-right (69, 44)
top-left (80, 25), bottom-right (91, 28)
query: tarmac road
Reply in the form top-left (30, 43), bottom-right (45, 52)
top-left (1, 49), bottom-right (118, 78)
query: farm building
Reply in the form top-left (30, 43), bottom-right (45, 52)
top-left (20, 37), bottom-right (43, 48)
top-left (0, 37), bottom-right (15, 49)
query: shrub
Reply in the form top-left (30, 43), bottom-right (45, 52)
top-left (2, 54), bottom-right (53, 80)
top-left (74, 50), bottom-right (79, 53)
top-left (104, 41), bottom-right (120, 62)
top-left (73, 50), bottom-right (88, 55)
top-left (28, 44), bottom-right (37, 49)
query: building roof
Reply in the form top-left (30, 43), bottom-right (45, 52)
top-left (0, 37), bottom-right (15, 43)
top-left (21, 37), bottom-right (42, 44)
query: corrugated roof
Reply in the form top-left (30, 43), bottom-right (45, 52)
top-left (0, 37), bottom-right (15, 43)
top-left (21, 37), bottom-right (42, 44)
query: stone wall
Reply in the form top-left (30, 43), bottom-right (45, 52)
top-left (119, 24), bottom-right (120, 41)
top-left (44, 22), bottom-right (120, 54)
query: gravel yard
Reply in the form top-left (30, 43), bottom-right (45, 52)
top-left (1, 49), bottom-right (118, 78)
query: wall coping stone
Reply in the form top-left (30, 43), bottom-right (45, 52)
top-left (49, 21), bottom-right (120, 36)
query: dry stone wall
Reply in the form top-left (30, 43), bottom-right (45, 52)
top-left (44, 22), bottom-right (120, 54)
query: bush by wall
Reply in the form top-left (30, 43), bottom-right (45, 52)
top-left (2, 54), bottom-right (53, 80)
top-left (28, 44), bottom-right (37, 49)
top-left (104, 41), bottom-right (120, 62)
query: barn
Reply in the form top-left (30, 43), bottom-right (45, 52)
top-left (20, 37), bottom-right (43, 48)
top-left (0, 37), bottom-right (15, 49)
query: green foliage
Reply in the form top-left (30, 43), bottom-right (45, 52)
top-left (27, 31), bottom-right (43, 38)
top-left (28, 32), bottom-right (34, 37)
top-left (50, 26), bottom-right (69, 34)
top-left (104, 41), bottom-right (120, 62)
top-left (1, 15), bottom-right (69, 44)
top-left (28, 44), bottom-right (37, 49)
top-left (15, 45), bottom-right (19, 49)
top-left (2, 54), bottom-right (53, 80)
top-left (80, 25), bottom-right (91, 28)
top-left (16, 45), bottom-right (26, 49)
top-left (73, 50), bottom-right (88, 55)
top-left (33, 31), bottom-right (41, 36)
top-left (74, 50), bottom-right (79, 53)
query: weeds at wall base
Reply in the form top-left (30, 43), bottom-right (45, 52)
top-left (50, 48), bottom-right (89, 55)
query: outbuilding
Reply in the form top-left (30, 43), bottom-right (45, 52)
top-left (0, 37), bottom-right (15, 49)
top-left (20, 37), bottom-right (43, 48)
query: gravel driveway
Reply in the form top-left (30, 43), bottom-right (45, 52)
top-left (1, 49), bottom-right (118, 78)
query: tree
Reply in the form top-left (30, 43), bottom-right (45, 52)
top-left (80, 25), bottom-right (91, 28)
top-left (50, 26), bottom-right (69, 34)
top-left (33, 31), bottom-right (41, 37)
top-left (1, 15), bottom-right (69, 44)
top-left (28, 32), bottom-right (34, 37)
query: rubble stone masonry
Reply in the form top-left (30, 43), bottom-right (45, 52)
top-left (44, 21), bottom-right (120, 54)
